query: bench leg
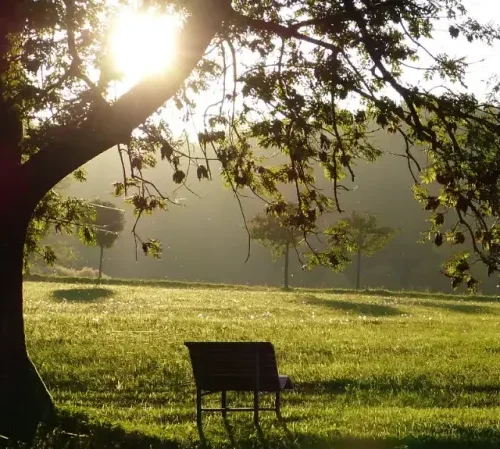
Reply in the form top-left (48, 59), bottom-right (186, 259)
top-left (196, 388), bottom-right (202, 427)
top-left (275, 391), bottom-right (281, 417)
top-left (253, 390), bottom-right (259, 425)
top-left (221, 390), bottom-right (227, 418)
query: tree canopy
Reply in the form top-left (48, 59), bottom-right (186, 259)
top-left (92, 199), bottom-right (126, 249)
top-left (249, 210), bottom-right (301, 260)
top-left (90, 198), bottom-right (125, 279)
top-left (338, 211), bottom-right (397, 257)
top-left (250, 208), bottom-right (301, 288)
top-left (326, 211), bottom-right (397, 288)
top-left (3, 0), bottom-right (498, 290)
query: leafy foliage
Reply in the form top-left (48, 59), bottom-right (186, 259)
top-left (249, 208), bottom-right (301, 260)
top-left (24, 187), bottom-right (96, 271)
top-left (1, 0), bottom-right (500, 291)
top-left (309, 211), bottom-right (397, 278)
top-left (324, 211), bottom-right (397, 288)
top-left (335, 211), bottom-right (397, 257)
top-left (91, 199), bottom-right (126, 249)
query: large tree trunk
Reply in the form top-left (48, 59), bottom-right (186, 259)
top-left (0, 205), bottom-right (55, 443)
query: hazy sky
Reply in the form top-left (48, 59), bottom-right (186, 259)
top-left (415, 0), bottom-right (500, 99)
top-left (462, 0), bottom-right (500, 91)
top-left (116, 0), bottom-right (500, 139)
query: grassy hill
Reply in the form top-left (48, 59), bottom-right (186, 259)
top-left (25, 281), bottom-right (500, 448)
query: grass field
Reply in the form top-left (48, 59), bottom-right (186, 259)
top-left (24, 280), bottom-right (500, 448)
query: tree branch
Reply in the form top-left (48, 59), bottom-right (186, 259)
top-left (231, 11), bottom-right (342, 54)
top-left (23, 0), bottom-right (232, 205)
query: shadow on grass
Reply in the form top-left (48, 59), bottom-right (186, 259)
top-left (27, 274), bottom-right (261, 292)
top-left (297, 378), bottom-right (500, 396)
top-left (52, 288), bottom-right (114, 302)
top-left (325, 288), bottom-right (500, 303)
top-left (420, 301), bottom-right (497, 315)
top-left (25, 274), bottom-right (500, 302)
top-left (31, 411), bottom-right (180, 449)
top-left (292, 434), bottom-right (500, 449)
top-left (25, 410), bottom-right (500, 449)
top-left (299, 295), bottom-right (402, 317)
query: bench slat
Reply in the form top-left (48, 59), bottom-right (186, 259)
top-left (185, 341), bottom-right (293, 424)
top-left (185, 342), bottom-right (290, 392)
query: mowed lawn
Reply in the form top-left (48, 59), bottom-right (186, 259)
top-left (25, 281), bottom-right (500, 448)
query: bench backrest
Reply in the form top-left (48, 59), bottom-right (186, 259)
top-left (184, 341), bottom-right (281, 392)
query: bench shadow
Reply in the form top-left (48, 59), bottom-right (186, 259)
top-left (222, 416), bottom-right (237, 448)
top-left (196, 415), bottom-right (500, 449)
top-left (299, 295), bottom-right (402, 317)
top-left (198, 414), bottom-right (295, 449)
top-left (254, 423), bottom-right (268, 449)
top-left (52, 287), bottom-right (114, 302)
top-left (30, 410), bottom-right (500, 449)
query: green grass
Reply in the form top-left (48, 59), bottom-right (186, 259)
top-left (24, 281), bottom-right (500, 448)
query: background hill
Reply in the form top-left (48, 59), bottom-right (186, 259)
top-left (37, 129), bottom-right (498, 294)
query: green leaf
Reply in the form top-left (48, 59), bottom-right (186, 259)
top-left (434, 213), bottom-right (445, 225)
top-left (466, 276), bottom-right (478, 291)
top-left (425, 197), bottom-right (440, 211)
top-left (161, 143), bottom-right (174, 161)
top-left (43, 246), bottom-right (57, 265)
top-left (78, 225), bottom-right (97, 246)
top-left (73, 168), bottom-right (87, 182)
top-left (112, 182), bottom-right (125, 197)
top-left (453, 231), bottom-right (465, 245)
top-left (197, 165), bottom-right (209, 180)
top-left (141, 239), bottom-right (162, 258)
top-left (173, 170), bottom-right (186, 184)
top-left (449, 25), bottom-right (460, 38)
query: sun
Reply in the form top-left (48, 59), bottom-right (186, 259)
top-left (111, 9), bottom-right (180, 83)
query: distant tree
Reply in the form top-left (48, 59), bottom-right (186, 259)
top-left (326, 212), bottom-right (397, 289)
top-left (29, 239), bottom-right (80, 276)
top-left (91, 199), bottom-right (126, 280)
top-left (24, 176), bottom-right (80, 276)
top-left (249, 211), bottom-right (301, 289)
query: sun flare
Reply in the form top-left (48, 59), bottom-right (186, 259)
top-left (111, 10), bottom-right (180, 83)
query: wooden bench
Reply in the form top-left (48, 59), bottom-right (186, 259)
top-left (184, 341), bottom-right (293, 424)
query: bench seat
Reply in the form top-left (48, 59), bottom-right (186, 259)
top-left (185, 341), bottom-right (293, 424)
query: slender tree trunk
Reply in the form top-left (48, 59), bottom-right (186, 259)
top-left (283, 244), bottom-right (290, 289)
top-left (0, 206), bottom-right (55, 443)
top-left (356, 249), bottom-right (362, 290)
top-left (98, 245), bottom-right (104, 280)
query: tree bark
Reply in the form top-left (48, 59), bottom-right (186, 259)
top-left (1, 8), bottom-right (55, 438)
top-left (0, 199), bottom-right (55, 443)
top-left (356, 249), bottom-right (362, 290)
top-left (283, 244), bottom-right (290, 289)
top-left (98, 245), bottom-right (104, 280)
